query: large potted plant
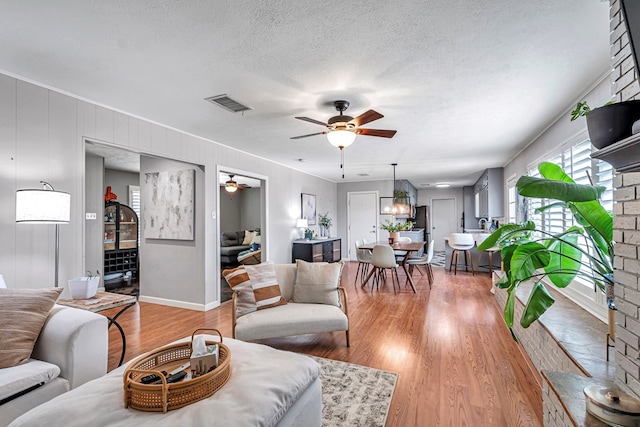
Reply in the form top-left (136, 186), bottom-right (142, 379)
top-left (478, 162), bottom-right (613, 339)
top-left (571, 100), bottom-right (640, 149)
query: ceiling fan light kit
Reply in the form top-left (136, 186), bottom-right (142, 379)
top-left (225, 175), bottom-right (238, 193)
top-left (326, 129), bottom-right (357, 148)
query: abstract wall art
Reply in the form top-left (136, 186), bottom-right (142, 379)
top-left (143, 169), bottom-right (195, 240)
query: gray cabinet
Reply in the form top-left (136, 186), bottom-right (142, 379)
top-left (473, 168), bottom-right (504, 218)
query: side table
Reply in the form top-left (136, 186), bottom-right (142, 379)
top-left (57, 291), bottom-right (137, 367)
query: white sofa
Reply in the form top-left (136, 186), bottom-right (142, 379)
top-left (0, 305), bottom-right (108, 427)
top-left (232, 263), bottom-right (350, 346)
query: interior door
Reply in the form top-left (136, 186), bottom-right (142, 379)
top-left (347, 192), bottom-right (378, 261)
top-left (432, 198), bottom-right (457, 251)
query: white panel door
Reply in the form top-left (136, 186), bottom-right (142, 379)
top-left (347, 192), bottom-right (378, 261)
top-left (432, 198), bottom-right (457, 252)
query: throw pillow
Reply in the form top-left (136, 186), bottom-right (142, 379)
top-left (242, 230), bottom-right (254, 245)
top-left (292, 260), bottom-right (343, 307)
top-left (222, 266), bottom-right (257, 317)
top-left (0, 287), bottom-right (62, 368)
top-left (244, 262), bottom-right (287, 310)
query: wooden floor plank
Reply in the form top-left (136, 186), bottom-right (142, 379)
top-left (101, 262), bottom-right (542, 426)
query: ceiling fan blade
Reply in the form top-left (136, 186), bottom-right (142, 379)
top-left (295, 117), bottom-right (328, 126)
top-left (290, 131), bottom-right (327, 140)
top-left (350, 110), bottom-right (383, 127)
top-left (357, 128), bottom-right (397, 138)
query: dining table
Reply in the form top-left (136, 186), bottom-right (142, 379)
top-left (358, 240), bottom-right (426, 293)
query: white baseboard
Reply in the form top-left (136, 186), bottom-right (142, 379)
top-left (138, 295), bottom-right (221, 312)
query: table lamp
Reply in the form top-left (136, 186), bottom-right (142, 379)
top-left (296, 218), bottom-right (308, 239)
top-left (16, 181), bottom-right (71, 287)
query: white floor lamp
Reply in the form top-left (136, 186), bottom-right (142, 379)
top-left (16, 181), bottom-right (71, 287)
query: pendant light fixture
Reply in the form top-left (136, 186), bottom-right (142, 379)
top-left (225, 174), bottom-right (238, 193)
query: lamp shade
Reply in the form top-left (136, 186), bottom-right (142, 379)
top-left (326, 130), bottom-right (357, 148)
top-left (16, 189), bottom-right (71, 223)
top-left (296, 218), bottom-right (308, 228)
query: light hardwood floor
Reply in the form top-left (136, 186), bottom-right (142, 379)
top-left (102, 262), bottom-right (542, 426)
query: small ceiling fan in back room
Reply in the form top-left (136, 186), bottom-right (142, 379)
top-left (291, 100), bottom-right (397, 178)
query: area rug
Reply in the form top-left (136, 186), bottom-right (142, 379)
top-left (310, 356), bottom-right (397, 427)
top-left (431, 250), bottom-right (446, 267)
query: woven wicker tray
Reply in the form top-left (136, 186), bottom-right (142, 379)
top-left (123, 328), bottom-right (231, 413)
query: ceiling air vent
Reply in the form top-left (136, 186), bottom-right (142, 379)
top-left (204, 94), bottom-right (253, 113)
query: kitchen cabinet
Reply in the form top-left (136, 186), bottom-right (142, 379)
top-left (394, 179), bottom-right (418, 218)
top-left (104, 201), bottom-right (139, 280)
top-left (292, 238), bottom-right (341, 263)
top-left (473, 168), bottom-right (503, 218)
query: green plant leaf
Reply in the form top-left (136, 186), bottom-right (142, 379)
top-left (511, 242), bottom-right (551, 281)
top-left (538, 162), bottom-right (574, 183)
top-left (521, 281), bottom-right (555, 328)
top-left (504, 286), bottom-right (516, 329)
top-left (517, 176), bottom-right (605, 202)
top-left (545, 235), bottom-right (582, 287)
top-left (495, 272), bottom-right (511, 289)
top-left (477, 222), bottom-right (534, 251)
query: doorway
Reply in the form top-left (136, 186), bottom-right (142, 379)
top-left (218, 168), bottom-right (268, 302)
top-left (432, 198), bottom-right (457, 251)
top-left (347, 191), bottom-right (378, 261)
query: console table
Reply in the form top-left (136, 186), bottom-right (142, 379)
top-left (58, 291), bottom-right (136, 367)
top-left (292, 237), bottom-right (341, 263)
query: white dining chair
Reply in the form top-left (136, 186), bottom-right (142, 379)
top-left (370, 244), bottom-right (401, 293)
top-left (354, 240), bottom-right (372, 287)
top-left (406, 240), bottom-right (434, 288)
top-left (394, 236), bottom-right (412, 262)
top-left (448, 233), bottom-right (475, 275)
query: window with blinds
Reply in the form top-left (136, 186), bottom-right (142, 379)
top-left (128, 185), bottom-right (141, 243)
top-left (526, 138), bottom-right (613, 307)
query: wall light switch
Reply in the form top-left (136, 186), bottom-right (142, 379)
top-left (86, 213), bottom-right (97, 220)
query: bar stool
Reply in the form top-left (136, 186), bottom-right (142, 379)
top-left (476, 233), bottom-right (498, 277)
top-left (448, 233), bottom-right (475, 275)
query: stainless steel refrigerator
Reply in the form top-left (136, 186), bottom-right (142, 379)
top-left (413, 206), bottom-right (430, 243)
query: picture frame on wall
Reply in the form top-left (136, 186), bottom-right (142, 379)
top-left (301, 193), bottom-right (316, 226)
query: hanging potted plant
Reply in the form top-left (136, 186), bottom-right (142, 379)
top-left (571, 100), bottom-right (640, 149)
top-left (478, 162), bottom-right (613, 340)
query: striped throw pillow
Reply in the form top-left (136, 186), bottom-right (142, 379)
top-left (244, 262), bottom-right (287, 310)
top-left (0, 287), bottom-right (62, 368)
top-left (222, 266), bottom-right (257, 317)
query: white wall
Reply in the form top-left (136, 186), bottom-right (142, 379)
top-left (0, 73), bottom-right (336, 309)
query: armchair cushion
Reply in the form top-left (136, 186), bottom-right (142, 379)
top-left (0, 360), bottom-right (60, 402)
top-left (292, 260), bottom-right (343, 307)
top-left (0, 288), bottom-right (62, 369)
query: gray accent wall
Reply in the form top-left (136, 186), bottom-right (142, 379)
top-left (0, 72), bottom-right (336, 308)
top-left (104, 169), bottom-right (139, 205)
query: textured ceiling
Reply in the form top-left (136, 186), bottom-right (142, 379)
top-left (0, 0), bottom-right (611, 186)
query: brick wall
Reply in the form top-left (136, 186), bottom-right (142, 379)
top-left (542, 380), bottom-right (573, 427)
top-left (611, 0), bottom-right (640, 398)
top-left (494, 287), bottom-right (586, 377)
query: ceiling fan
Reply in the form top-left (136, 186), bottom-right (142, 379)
top-left (290, 100), bottom-right (397, 148)
top-left (224, 174), bottom-right (250, 193)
